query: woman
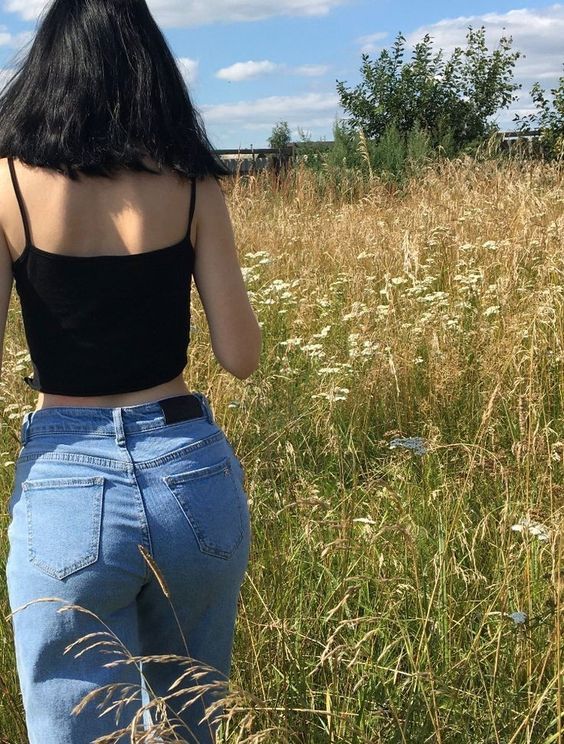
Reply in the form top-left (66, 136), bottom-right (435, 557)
top-left (0, 0), bottom-right (261, 742)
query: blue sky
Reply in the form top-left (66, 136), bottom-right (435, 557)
top-left (0, 1), bottom-right (562, 149)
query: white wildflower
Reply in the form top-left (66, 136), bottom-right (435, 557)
top-left (511, 516), bottom-right (551, 542)
top-left (279, 337), bottom-right (303, 347)
top-left (244, 250), bottom-right (270, 258)
top-left (312, 325), bottom-right (332, 339)
top-left (312, 387), bottom-right (350, 402)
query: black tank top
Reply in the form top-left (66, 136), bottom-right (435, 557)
top-left (8, 157), bottom-right (196, 396)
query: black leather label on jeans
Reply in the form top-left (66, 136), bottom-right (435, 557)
top-left (158, 395), bottom-right (204, 424)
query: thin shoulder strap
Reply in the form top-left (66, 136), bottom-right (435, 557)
top-left (8, 157), bottom-right (32, 247)
top-left (187, 177), bottom-right (196, 244)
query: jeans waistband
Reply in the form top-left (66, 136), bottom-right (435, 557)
top-left (19, 392), bottom-right (215, 446)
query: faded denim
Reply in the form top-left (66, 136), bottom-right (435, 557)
top-left (5, 392), bottom-right (251, 744)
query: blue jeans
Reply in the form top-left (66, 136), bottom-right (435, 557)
top-left (5, 392), bottom-right (251, 744)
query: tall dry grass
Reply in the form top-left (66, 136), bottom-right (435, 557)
top-left (0, 154), bottom-right (563, 742)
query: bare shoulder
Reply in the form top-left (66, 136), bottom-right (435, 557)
top-left (192, 174), bottom-right (231, 250)
top-left (0, 158), bottom-right (14, 230)
top-left (194, 174), bottom-right (228, 210)
top-left (0, 156), bottom-right (12, 194)
top-left (0, 156), bottom-right (23, 206)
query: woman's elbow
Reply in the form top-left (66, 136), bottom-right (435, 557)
top-left (215, 324), bottom-right (262, 379)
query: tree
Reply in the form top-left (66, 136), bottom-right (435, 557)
top-left (513, 66), bottom-right (564, 160)
top-left (268, 121), bottom-right (292, 151)
top-left (335, 27), bottom-right (523, 152)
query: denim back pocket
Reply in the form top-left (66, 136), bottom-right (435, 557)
top-left (23, 476), bottom-right (105, 580)
top-left (163, 456), bottom-right (244, 560)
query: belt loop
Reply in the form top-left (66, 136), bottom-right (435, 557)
top-left (20, 411), bottom-right (32, 446)
top-left (112, 407), bottom-right (126, 447)
top-left (194, 392), bottom-right (214, 425)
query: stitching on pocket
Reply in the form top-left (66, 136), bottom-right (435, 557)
top-left (23, 476), bottom-right (104, 580)
top-left (163, 457), bottom-right (244, 560)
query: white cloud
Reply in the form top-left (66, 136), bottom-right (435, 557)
top-left (216, 60), bottom-right (281, 82)
top-left (3, 0), bottom-right (354, 26)
top-left (2, 0), bottom-right (43, 21)
top-left (294, 64), bottom-right (330, 77)
top-left (357, 31), bottom-right (388, 55)
top-left (0, 66), bottom-right (16, 91)
top-left (176, 57), bottom-right (199, 85)
top-left (216, 60), bottom-right (329, 81)
top-left (201, 91), bottom-right (341, 134)
top-left (0, 24), bottom-right (33, 48)
top-left (403, 5), bottom-right (564, 83)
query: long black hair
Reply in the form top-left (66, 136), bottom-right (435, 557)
top-left (0, 0), bottom-right (230, 181)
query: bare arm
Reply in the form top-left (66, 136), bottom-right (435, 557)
top-left (192, 177), bottom-right (261, 379)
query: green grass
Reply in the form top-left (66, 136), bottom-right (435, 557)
top-left (1, 156), bottom-right (563, 742)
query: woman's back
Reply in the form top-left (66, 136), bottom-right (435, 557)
top-left (0, 156), bottom-right (197, 262)
top-left (0, 0), bottom-right (261, 408)
top-left (0, 157), bottom-right (261, 408)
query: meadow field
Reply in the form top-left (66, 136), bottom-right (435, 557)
top-left (0, 155), bottom-right (562, 743)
